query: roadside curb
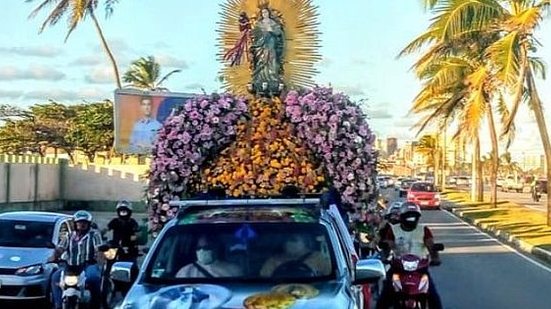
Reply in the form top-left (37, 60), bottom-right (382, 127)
top-left (443, 201), bottom-right (551, 266)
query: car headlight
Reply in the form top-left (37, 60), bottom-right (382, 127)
top-left (64, 275), bottom-right (79, 287)
top-left (16, 264), bottom-right (44, 276)
top-left (104, 248), bottom-right (119, 260)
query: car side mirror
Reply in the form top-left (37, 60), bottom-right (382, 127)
top-left (353, 259), bottom-right (386, 285)
top-left (432, 243), bottom-right (445, 252)
top-left (110, 262), bottom-right (134, 283)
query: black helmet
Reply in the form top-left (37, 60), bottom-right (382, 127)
top-left (116, 200), bottom-right (133, 212)
top-left (399, 202), bottom-right (421, 231)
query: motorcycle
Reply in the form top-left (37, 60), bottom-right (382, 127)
top-left (390, 243), bottom-right (444, 309)
top-left (59, 263), bottom-right (91, 309)
top-left (98, 241), bottom-right (138, 308)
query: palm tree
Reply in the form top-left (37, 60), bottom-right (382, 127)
top-left (123, 56), bottom-right (182, 91)
top-left (415, 135), bottom-right (440, 184)
top-left (27, 0), bottom-right (122, 89)
top-left (412, 0), bottom-right (550, 223)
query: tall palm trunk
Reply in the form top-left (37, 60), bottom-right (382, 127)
top-left (487, 103), bottom-right (499, 207)
top-left (527, 68), bottom-right (551, 226)
top-left (441, 122), bottom-right (447, 192)
top-left (434, 136), bottom-right (440, 187)
top-left (471, 136), bottom-right (483, 202)
top-left (90, 11), bottom-right (122, 89)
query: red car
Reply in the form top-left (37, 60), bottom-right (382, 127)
top-left (407, 181), bottom-right (441, 209)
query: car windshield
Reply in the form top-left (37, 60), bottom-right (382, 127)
top-left (145, 222), bottom-right (337, 284)
top-left (0, 219), bottom-right (55, 248)
top-left (411, 183), bottom-right (436, 192)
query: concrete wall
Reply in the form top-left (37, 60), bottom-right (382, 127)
top-left (0, 155), bottom-right (148, 212)
top-left (65, 163), bottom-right (146, 201)
top-left (0, 163), bottom-right (7, 202)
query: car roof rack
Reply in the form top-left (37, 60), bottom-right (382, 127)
top-left (171, 196), bottom-right (325, 219)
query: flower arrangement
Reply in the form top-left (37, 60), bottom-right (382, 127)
top-left (284, 87), bottom-right (377, 204)
top-left (200, 97), bottom-right (325, 196)
top-left (147, 87), bottom-right (377, 234)
top-left (147, 93), bottom-right (249, 232)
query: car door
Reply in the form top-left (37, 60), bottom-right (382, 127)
top-left (326, 209), bottom-right (366, 308)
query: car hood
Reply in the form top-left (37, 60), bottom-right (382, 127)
top-left (0, 246), bottom-right (53, 269)
top-left (120, 281), bottom-right (353, 309)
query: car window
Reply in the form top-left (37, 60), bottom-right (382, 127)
top-left (411, 183), bottom-right (436, 192)
top-left (57, 221), bottom-right (71, 244)
top-left (145, 223), bottom-right (337, 284)
top-left (0, 220), bottom-right (56, 248)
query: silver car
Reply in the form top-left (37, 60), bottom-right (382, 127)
top-left (0, 211), bottom-right (73, 303)
top-left (111, 198), bottom-right (386, 309)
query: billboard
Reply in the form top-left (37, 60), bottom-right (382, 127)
top-left (114, 89), bottom-right (197, 154)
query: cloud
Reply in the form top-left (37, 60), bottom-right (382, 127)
top-left (23, 88), bottom-right (111, 101)
top-left (366, 103), bottom-right (393, 119)
top-left (184, 83), bottom-right (205, 90)
top-left (350, 58), bottom-right (373, 66)
top-left (0, 89), bottom-right (23, 99)
top-left (71, 55), bottom-right (103, 66)
top-left (394, 117), bottom-right (417, 128)
top-left (0, 65), bottom-right (65, 81)
top-left (318, 57), bottom-right (333, 68)
top-left (155, 54), bottom-right (189, 69)
top-left (154, 42), bottom-right (171, 49)
top-left (334, 85), bottom-right (365, 96)
top-left (85, 66), bottom-right (115, 84)
top-left (0, 46), bottom-right (62, 58)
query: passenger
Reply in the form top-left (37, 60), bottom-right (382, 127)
top-left (176, 235), bottom-right (242, 278)
top-left (260, 233), bottom-right (331, 277)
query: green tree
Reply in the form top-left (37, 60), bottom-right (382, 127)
top-left (123, 56), bottom-right (182, 90)
top-left (414, 0), bottom-right (551, 222)
top-left (27, 0), bottom-right (122, 88)
top-left (67, 101), bottom-right (114, 162)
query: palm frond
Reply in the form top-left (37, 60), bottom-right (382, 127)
top-left (529, 57), bottom-right (547, 79)
top-left (486, 31), bottom-right (521, 87)
top-left (156, 69), bottom-right (182, 88)
top-left (398, 28), bottom-right (441, 58)
top-left (432, 0), bottom-right (506, 41)
top-left (35, 0), bottom-right (69, 33)
top-left (496, 93), bottom-right (515, 149)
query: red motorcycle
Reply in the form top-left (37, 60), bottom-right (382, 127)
top-left (390, 244), bottom-right (444, 309)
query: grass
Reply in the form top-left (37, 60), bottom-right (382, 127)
top-left (443, 191), bottom-right (551, 250)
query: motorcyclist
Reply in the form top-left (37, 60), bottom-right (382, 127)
top-left (376, 202), bottom-right (442, 309)
top-left (50, 210), bottom-right (103, 309)
top-left (104, 200), bottom-right (140, 263)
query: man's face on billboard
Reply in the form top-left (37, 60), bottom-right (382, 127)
top-left (141, 98), bottom-right (152, 117)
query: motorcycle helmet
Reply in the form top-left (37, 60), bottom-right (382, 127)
top-left (399, 202), bottom-right (421, 231)
top-left (385, 202), bottom-right (402, 224)
top-left (74, 210), bottom-right (93, 225)
top-left (116, 200), bottom-right (133, 218)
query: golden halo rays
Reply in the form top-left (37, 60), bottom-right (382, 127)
top-left (217, 0), bottom-right (321, 94)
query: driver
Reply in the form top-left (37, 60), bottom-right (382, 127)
top-left (176, 235), bottom-right (242, 278)
top-left (260, 233), bottom-right (331, 277)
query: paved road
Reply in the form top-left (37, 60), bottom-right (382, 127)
top-left (491, 190), bottom-right (547, 212)
top-left (382, 189), bottom-right (551, 308)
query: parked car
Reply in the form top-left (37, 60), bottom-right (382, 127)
top-left (0, 211), bottom-right (73, 303)
top-left (503, 175), bottom-right (524, 193)
top-left (399, 178), bottom-right (416, 198)
top-left (111, 197), bottom-right (386, 309)
top-left (456, 176), bottom-right (470, 186)
top-left (407, 182), bottom-right (441, 209)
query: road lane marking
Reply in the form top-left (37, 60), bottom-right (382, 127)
top-left (441, 210), bottom-right (551, 273)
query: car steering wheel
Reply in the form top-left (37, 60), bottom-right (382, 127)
top-left (272, 261), bottom-right (316, 278)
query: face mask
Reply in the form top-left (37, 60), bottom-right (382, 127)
top-left (196, 249), bottom-right (215, 265)
top-left (285, 239), bottom-right (307, 256)
top-left (118, 210), bottom-right (129, 217)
